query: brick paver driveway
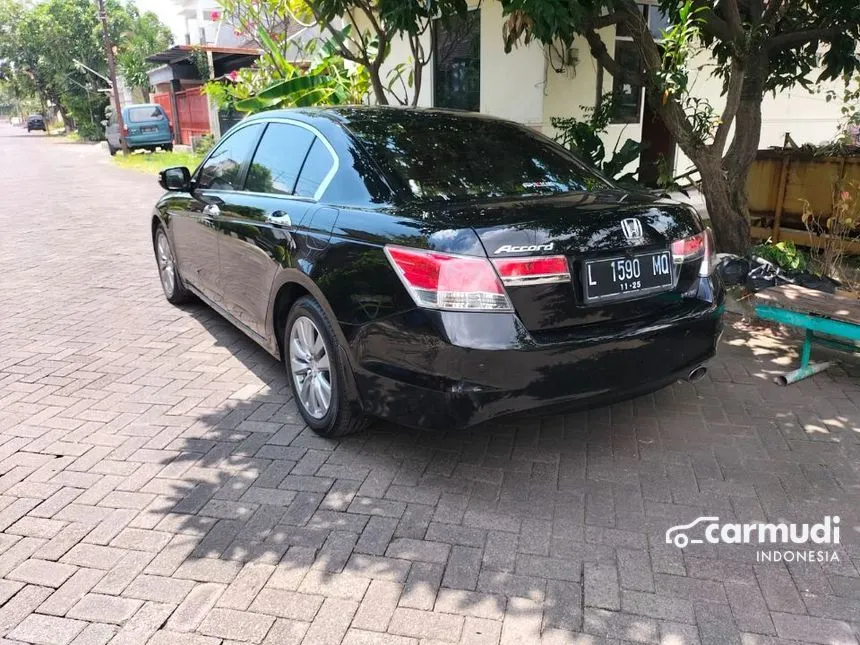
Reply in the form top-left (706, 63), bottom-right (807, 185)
top-left (1, 124), bottom-right (859, 645)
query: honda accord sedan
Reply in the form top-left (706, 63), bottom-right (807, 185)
top-left (152, 106), bottom-right (723, 436)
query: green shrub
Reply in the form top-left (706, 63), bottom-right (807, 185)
top-left (751, 239), bottom-right (808, 271)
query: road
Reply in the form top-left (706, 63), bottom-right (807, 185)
top-left (1, 123), bottom-right (859, 645)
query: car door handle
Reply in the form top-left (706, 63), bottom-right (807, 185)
top-left (269, 210), bottom-right (292, 227)
top-left (203, 204), bottom-right (221, 217)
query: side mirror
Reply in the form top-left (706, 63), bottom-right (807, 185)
top-left (159, 166), bottom-right (191, 191)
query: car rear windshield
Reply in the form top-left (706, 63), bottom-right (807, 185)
top-left (345, 110), bottom-right (611, 202)
top-left (128, 106), bottom-right (164, 122)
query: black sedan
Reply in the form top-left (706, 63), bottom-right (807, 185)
top-left (152, 107), bottom-right (723, 435)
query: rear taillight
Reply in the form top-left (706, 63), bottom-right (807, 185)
top-left (122, 124), bottom-right (129, 135)
top-left (671, 228), bottom-right (716, 277)
top-left (384, 245), bottom-right (512, 311)
top-left (491, 256), bottom-right (570, 286)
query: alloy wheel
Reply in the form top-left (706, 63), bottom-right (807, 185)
top-left (156, 233), bottom-right (176, 297)
top-left (289, 316), bottom-right (332, 419)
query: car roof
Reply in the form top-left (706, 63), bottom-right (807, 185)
top-left (123, 104), bottom-right (163, 111)
top-left (242, 105), bottom-right (514, 130)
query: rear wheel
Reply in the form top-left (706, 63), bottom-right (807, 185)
top-left (163, 144), bottom-right (173, 152)
top-left (154, 226), bottom-right (190, 304)
top-left (285, 297), bottom-right (367, 437)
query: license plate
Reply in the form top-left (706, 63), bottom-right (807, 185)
top-left (583, 250), bottom-right (673, 303)
top-left (141, 126), bottom-right (157, 132)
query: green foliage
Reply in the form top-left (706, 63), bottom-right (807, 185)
top-left (0, 0), bottom-right (172, 135)
top-left (115, 8), bottom-right (173, 99)
top-left (752, 239), bottom-right (808, 271)
top-left (193, 133), bottom-right (216, 155)
top-left (551, 93), bottom-right (641, 182)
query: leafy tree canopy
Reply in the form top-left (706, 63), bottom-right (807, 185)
top-left (499, 0), bottom-right (860, 253)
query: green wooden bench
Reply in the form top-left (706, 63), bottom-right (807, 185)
top-left (754, 284), bottom-right (860, 384)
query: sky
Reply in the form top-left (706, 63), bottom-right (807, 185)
top-left (135, 0), bottom-right (188, 45)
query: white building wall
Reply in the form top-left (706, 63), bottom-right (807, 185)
top-left (368, 0), bottom-right (844, 177)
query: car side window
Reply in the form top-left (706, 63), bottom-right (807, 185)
top-left (245, 123), bottom-right (315, 195)
top-left (196, 124), bottom-right (263, 191)
top-left (295, 137), bottom-right (336, 199)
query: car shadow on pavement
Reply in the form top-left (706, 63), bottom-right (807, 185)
top-left (140, 304), bottom-right (860, 642)
top-left (145, 302), bottom-right (594, 638)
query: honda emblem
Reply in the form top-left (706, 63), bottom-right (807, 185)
top-left (621, 218), bottom-right (644, 242)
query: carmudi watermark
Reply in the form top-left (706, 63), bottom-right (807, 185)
top-left (666, 516), bottom-right (840, 562)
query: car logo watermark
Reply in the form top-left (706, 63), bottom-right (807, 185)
top-left (666, 516), bottom-right (841, 563)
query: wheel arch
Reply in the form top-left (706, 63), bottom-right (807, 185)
top-left (268, 271), bottom-right (351, 363)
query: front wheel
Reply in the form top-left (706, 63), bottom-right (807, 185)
top-left (154, 226), bottom-right (190, 304)
top-left (285, 297), bottom-right (367, 437)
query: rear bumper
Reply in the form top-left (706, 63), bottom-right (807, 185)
top-left (127, 133), bottom-right (172, 147)
top-left (348, 278), bottom-right (724, 429)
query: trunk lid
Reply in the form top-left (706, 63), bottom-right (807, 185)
top-left (420, 191), bottom-right (705, 336)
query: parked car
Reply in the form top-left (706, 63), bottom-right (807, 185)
top-left (105, 104), bottom-right (173, 155)
top-left (151, 107), bottom-right (724, 436)
top-left (26, 114), bottom-right (46, 132)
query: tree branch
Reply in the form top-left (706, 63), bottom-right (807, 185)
top-left (721, 0), bottom-right (744, 38)
top-left (582, 27), bottom-right (643, 85)
top-left (768, 28), bottom-right (843, 52)
top-left (711, 61), bottom-right (744, 153)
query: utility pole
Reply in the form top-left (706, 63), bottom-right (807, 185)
top-left (96, 0), bottom-right (128, 154)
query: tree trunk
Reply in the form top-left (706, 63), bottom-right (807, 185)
top-left (368, 66), bottom-right (389, 105)
top-left (697, 152), bottom-right (752, 255)
top-left (141, 87), bottom-right (150, 102)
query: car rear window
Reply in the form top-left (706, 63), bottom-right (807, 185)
top-left (128, 106), bottom-right (164, 122)
top-left (345, 110), bottom-right (611, 202)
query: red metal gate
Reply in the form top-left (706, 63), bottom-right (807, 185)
top-left (152, 87), bottom-right (210, 146)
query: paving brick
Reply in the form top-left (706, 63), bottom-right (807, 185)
top-left (770, 612), bottom-right (856, 645)
top-left (0, 585), bottom-right (53, 634)
top-left (298, 570), bottom-right (370, 601)
top-left (442, 546), bottom-right (482, 590)
top-left (386, 538), bottom-right (451, 564)
top-left (584, 562), bottom-right (619, 610)
top-left (217, 562), bottom-right (275, 610)
top-left (173, 557), bottom-right (241, 583)
top-left (434, 589), bottom-right (504, 621)
top-left (122, 574), bottom-right (195, 603)
top-left (66, 594), bottom-right (142, 626)
top-left (8, 559), bottom-right (78, 587)
top-left (7, 614), bottom-right (87, 645)
top-left (249, 588), bottom-right (323, 621)
top-left (342, 629), bottom-right (418, 645)
top-left (106, 600), bottom-right (174, 645)
top-left (38, 568), bottom-right (106, 617)
top-left (164, 583), bottom-right (226, 633)
top-left (388, 607), bottom-right (464, 642)
top-left (260, 618), bottom-right (309, 645)
top-left (197, 607), bottom-right (276, 643)
top-left (352, 579), bottom-right (402, 631)
top-left (300, 598), bottom-right (357, 645)
top-left (499, 596), bottom-right (542, 645)
top-left (147, 631), bottom-right (221, 645)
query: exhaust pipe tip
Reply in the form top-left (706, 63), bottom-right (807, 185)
top-left (687, 366), bottom-right (708, 382)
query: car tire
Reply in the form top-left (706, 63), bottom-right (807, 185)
top-left (163, 144), bottom-right (173, 152)
top-left (154, 226), bottom-right (190, 304)
top-left (285, 297), bottom-right (367, 437)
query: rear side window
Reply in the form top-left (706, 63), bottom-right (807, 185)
top-left (245, 123), bottom-right (315, 195)
top-left (295, 138), bottom-right (335, 199)
top-left (346, 111), bottom-right (611, 202)
top-left (196, 123), bottom-right (263, 191)
top-left (127, 106), bottom-right (164, 122)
